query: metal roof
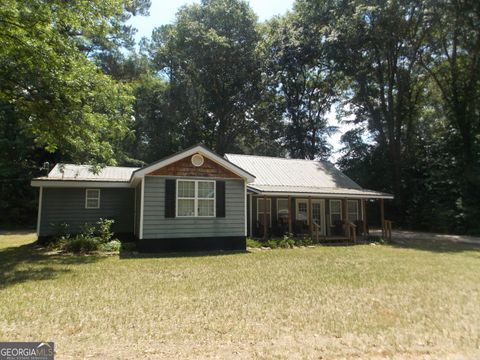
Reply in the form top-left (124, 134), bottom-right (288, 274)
top-left (225, 154), bottom-right (393, 199)
top-left (36, 164), bottom-right (139, 182)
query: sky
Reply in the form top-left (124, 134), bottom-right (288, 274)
top-left (127, 0), bottom-right (354, 162)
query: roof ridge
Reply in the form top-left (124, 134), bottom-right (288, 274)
top-left (225, 153), bottom-right (331, 163)
top-left (55, 163), bottom-right (140, 169)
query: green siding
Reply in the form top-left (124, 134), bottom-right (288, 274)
top-left (142, 177), bottom-right (245, 239)
top-left (39, 187), bottom-right (134, 236)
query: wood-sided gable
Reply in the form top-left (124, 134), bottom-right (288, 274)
top-left (147, 153), bottom-right (242, 179)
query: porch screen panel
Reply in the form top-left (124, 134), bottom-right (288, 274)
top-left (330, 200), bottom-right (342, 225)
top-left (277, 199), bottom-right (289, 223)
top-left (257, 198), bottom-right (271, 227)
top-left (347, 200), bottom-right (359, 221)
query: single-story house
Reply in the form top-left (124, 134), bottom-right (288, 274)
top-left (32, 144), bottom-right (393, 251)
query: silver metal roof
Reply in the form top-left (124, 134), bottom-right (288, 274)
top-left (225, 154), bottom-right (393, 199)
top-left (37, 164), bottom-right (139, 182)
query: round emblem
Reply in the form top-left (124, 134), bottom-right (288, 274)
top-left (191, 154), bottom-right (204, 167)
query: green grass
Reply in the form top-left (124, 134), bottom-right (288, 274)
top-left (1, 232), bottom-right (479, 359)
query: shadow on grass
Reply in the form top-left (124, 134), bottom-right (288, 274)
top-left (119, 249), bottom-right (248, 259)
top-left (0, 242), bottom-right (103, 290)
top-left (387, 238), bottom-right (480, 254)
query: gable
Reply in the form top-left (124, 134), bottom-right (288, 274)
top-left (147, 153), bottom-right (242, 179)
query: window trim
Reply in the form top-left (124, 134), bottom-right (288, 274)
top-left (256, 198), bottom-right (272, 226)
top-left (295, 198), bottom-right (309, 224)
top-left (347, 200), bottom-right (359, 222)
top-left (329, 199), bottom-right (342, 225)
top-left (276, 198), bottom-right (289, 221)
top-left (85, 189), bottom-right (101, 209)
top-left (176, 179), bottom-right (216, 218)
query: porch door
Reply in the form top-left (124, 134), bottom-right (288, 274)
top-left (311, 199), bottom-right (326, 236)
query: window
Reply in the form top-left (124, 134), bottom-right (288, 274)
top-left (296, 199), bottom-right (309, 223)
top-left (176, 180), bottom-right (215, 217)
top-left (347, 200), bottom-right (359, 222)
top-left (277, 199), bottom-right (289, 224)
top-left (257, 198), bottom-right (271, 227)
top-left (85, 189), bottom-right (100, 209)
top-left (329, 200), bottom-right (342, 225)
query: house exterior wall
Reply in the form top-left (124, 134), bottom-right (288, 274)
top-left (39, 187), bottom-right (134, 238)
top-left (134, 182), bottom-right (142, 238)
top-left (142, 176), bottom-right (245, 240)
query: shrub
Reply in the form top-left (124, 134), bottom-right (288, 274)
top-left (97, 218), bottom-right (115, 244)
top-left (78, 223), bottom-right (96, 240)
top-left (246, 238), bottom-right (262, 248)
top-left (99, 240), bottom-right (121, 252)
top-left (60, 219), bottom-right (120, 254)
top-left (63, 237), bottom-right (99, 253)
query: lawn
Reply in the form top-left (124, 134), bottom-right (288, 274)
top-left (1, 232), bottom-right (479, 359)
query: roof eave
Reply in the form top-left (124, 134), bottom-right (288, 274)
top-left (31, 179), bottom-right (132, 188)
top-left (247, 187), bottom-right (393, 199)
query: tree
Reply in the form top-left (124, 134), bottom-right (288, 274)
top-left (0, 0), bottom-right (148, 226)
top-left (419, 0), bottom-right (480, 231)
top-left (260, 15), bottom-right (337, 159)
top-left (296, 0), bottom-right (429, 216)
top-left (0, 0), bottom-right (139, 165)
top-left (146, 0), bottom-right (261, 154)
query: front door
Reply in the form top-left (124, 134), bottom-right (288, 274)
top-left (311, 199), bottom-right (326, 236)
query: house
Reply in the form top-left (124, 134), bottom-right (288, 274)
top-left (31, 145), bottom-right (393, 251)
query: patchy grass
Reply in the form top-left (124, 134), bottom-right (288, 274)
top-left (0, 232), bottom-right (479, 359)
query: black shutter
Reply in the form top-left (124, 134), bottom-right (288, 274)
top-left (216, 181), bottom-right (226, 217)
top-left (165, 179), bottom-right (176, 218)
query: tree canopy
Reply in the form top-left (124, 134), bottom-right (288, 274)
top-left (1, 0), bottom-right (479, 234)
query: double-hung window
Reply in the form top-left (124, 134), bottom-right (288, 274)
top-left (85, 189), bottom-right (100, 209)
top-left (176, 180), bottom-right (215, 217)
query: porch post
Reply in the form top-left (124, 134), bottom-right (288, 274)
top-left (263, 195), bottom-right (268, 239)
top-left (342, 198), bottom-right (347, 237)
top-left (308, 197), bottom-right (313, 237)
top-left (380, 198), bottom-right (385, 237)
top-left (288, 195), bottom-right (292, 235)
top-left (362, 198), bottom-right (367, 237)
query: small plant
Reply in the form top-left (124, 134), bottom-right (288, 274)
top-left (266, 239), bottom-right (278, 249)
top-left (282, 233), bottom-right (295, 248)
top-left (99, 240), bottom-right (121, 252)
top-left (277, 238), bottom-right (291, 248)
top-left (246, 238), bottom-right (262, 248)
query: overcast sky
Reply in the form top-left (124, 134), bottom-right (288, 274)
top-left (127, 0), bottom-right (354, 162)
